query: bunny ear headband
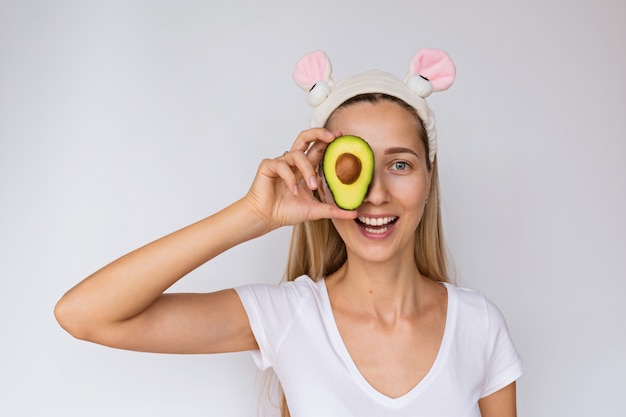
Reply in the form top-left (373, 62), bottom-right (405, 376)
top-left (293, 48), bottom-right (456, 163)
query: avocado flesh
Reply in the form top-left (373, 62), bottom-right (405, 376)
top-left (323, 135), bottom-right (374, 210)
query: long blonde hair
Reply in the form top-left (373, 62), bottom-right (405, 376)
top-left (276, 94), bottom-right (451, 416)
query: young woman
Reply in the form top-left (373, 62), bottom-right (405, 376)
top-left (55, 48), bottom-right (524, 416)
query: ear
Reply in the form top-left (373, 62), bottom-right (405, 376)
top-left (293, 50), bottom-right (335, 107)
top-left (404, 48), bottom-right (456, 98)
top-left (293, 50), bottom-right (332, 90)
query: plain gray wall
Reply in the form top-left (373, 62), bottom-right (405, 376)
top-left (1, 0), bottom-right (625, 416)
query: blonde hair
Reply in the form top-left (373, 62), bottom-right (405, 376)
top-left (274, 94), bottom-right (452, 416)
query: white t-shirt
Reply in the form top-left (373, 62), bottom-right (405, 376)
top-left (235, 276), bottom-right (524, 417)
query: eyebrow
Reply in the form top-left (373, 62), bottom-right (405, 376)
top-left (384, 147), bottom-right (422, 159)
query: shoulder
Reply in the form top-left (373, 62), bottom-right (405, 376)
top-left (235, 274), bottom-right (321, 296)
top-left (233, 276), bottom-right (330, 370)
top-left (234, 275), bottom-right (323, 312)
top-left (445, 284), bottom-right (525, 396)
top-left (447, 283), bottom-right (504, 315)
top-left (446, 283), bottom-right (512, 337)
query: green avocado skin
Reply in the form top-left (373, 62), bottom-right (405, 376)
top-left (322, 135), bottom-right (374, 210)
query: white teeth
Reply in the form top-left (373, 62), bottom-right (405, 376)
top-left (357, 216), bottom-right (397, 226)
top-left (363, 226), bottom-right (388, 234)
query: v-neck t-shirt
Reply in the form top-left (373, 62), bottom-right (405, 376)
top-left (235, 276), bottom-right (524, 417)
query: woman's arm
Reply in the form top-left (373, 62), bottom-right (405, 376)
top-left (55, 199), bottom-right (268, 354)
top-left (54, 128), bottom-right (356, 354)
top-left (478, 381), bottom-right (517, 417)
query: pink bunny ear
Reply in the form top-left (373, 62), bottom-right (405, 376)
top-left (408, 48), bottom-right (456, 92)
top-left (293, 50), bottom-right (333, 91)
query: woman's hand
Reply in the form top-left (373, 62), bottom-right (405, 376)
top-left (244, 128), bottom-right (358, 230)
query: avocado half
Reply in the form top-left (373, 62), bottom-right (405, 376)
top-left (323, 135), bottom-right (374, 210)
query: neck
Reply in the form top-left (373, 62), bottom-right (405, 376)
top-left (326, 254), bottom-right (434, 318)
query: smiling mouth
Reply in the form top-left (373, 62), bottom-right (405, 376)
top-left (356, 216), bottom-right (398, 234)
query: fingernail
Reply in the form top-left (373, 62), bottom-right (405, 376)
top-left (292, 185), bottom-right (299, 195)
top-left (308, 176), bottom-right (317, 189)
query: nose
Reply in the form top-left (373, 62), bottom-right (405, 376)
top-left (363, 168), bottom-right (390, 206)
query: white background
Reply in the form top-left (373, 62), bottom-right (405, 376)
top-left (1, 0), bottom-right (625, 416)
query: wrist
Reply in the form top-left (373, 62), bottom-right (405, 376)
top-left (228, 196), bottom-right (280, 240)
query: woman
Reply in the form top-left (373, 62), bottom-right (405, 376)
top-left (55, 48), bottom-right (524, 416)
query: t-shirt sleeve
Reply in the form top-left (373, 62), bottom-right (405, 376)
top-left (234, 279), bottom-right (308, 370)
top-left (481, 297), bottom-right (525, 398)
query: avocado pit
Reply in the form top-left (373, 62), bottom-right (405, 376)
top-left (335, 153), bottom-right (361, 184)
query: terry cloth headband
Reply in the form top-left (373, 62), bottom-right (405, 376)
top-left (293, 48), bottom-right (456, 163)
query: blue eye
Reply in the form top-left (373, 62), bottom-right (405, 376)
top-left (393, 161), bottom-right (409, 171)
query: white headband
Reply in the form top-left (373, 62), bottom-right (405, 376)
top-left (293, 48), bottom-right (456, 162)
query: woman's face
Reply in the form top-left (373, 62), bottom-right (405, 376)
top-left (322, 99), bottom-right (432, 264)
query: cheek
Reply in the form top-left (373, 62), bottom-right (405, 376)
top-left (330, 217), bottom-right (355, 243)
top-left (390, 174), bottom-right (429, 200)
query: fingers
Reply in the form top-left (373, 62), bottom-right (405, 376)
top-left (291, 128), bottom-right (346, 167)
top-left (276, 128), bottom-right (345, 192)
top-left (289, 128), bottom-right (336, 153)
top-left (271, 156), bottom-right (300, 196)
top-left (268, 127), bottom-right (346, 198)
top-left (273, 154), bottom-right (359, 221)
top-left (318, 203), bottom-right (359, 221)
top-left (279, 150), bottom-right (318, 193)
